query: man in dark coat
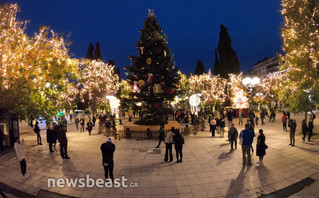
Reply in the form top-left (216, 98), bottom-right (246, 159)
top-left (80, 117), bottom-right (85, 132)
top-left (100, 138), bottom-right (116, 181)
top-left (228, 123), bottom-right (238, 151)
top-left (288, 119), bottom-right (296, 146)
top-left (56, 124), bottom-right (70, 159)
top-left (156, 124), bottom-right (165, 148)
top-left (86, 119), bottom-right (93, 135)
top-left (34, 121), bottom-right (42, 145)
top-left (173, 130), bottom-right (184, 163)
top-left (308, 118), bottom-right (314, 142)
top-left (46, 125), bottom-right (56, 152)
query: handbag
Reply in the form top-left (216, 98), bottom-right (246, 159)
top-left (264, 144), bottom-right (268, 149)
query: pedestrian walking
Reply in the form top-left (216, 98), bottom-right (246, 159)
top-left (101, 138), bottom-right (115, 181)
top-left (308, 118), bottom-right (314, 142)
top-left (302, 119), bottom-right (308, 142)
top-left (238, 109), bottom-right (243, 126)
top-left (228, 123), bottom-right (238, 151)
top-left (288, 119), bottom-right (296, 146)
top-left (86, 119), bottom-right (93, 135)
top-left (220, 118), bottom-right (225, 138)
top-left (210, 117), bottom-right (217, 137)
top-left (34, 121), bottom-right (42, 145)
top-left (281, 114), bottom-right (288, 131)
top-left (14, 138), bottom-right (28, 177)
top-left (260, 110), bottom-right (265, 125)
top-left (92, 115), bottom-right (96, 127)
top-left (80, 117), bottom-right (85, 132)
top-left (240, 124), bottom-right (254, 166)
top-left (75, 117), bottom-right (79, 131)
top-left (164, 127), bottom-right (175, 162)
top-left (56, 124), bottom-right (70, 159)
top-left (256, 129), bottom-right (267, 165)
top-left (173, 129), bottom-right (185, 163)
top-left (156, 124), bottom-right (165, 148)
top-left (255, 116), bottom-right (259, 126)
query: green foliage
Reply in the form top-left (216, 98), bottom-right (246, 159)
top-left (280, 0), bottom-right (319, 113)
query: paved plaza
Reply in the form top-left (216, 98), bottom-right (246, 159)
top-left (0, 113), bottom-right (319, 198)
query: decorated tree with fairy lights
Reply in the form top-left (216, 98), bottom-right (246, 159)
top-left (125, 10), bottom-right (179, 125)
top-left (0, 3), bottom-right (79, 120)
top-left (77, 60), bottom-right (119, 113)
top-left (280, 0), bottom-right (319, 118)
top-left (189, 73), bottom-right (227, 108)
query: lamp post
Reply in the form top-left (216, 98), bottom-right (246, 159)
top-left (242, 77), bottom-right (260, 111)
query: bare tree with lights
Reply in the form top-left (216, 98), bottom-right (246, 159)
top-left (280, 0), bottom-right (319, 120)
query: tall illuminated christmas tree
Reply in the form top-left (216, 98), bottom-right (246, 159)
top-left (280, 0), bottom-right (319, 116)
top-left (125, 10), bottom-right (179, 125)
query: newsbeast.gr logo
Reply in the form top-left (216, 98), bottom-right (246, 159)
top-left (48, 175), bottom-right (138, 188)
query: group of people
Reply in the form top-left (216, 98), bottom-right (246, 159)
top-left (156, 126), bottom-right (185, 163)
top-left (74, 115), bottom-right (96, 135)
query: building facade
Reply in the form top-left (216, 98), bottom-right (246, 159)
top-left (253, 57), bottom-right (280, 76)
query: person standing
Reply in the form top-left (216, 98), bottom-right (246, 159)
top-left (14, 138), bottom-right (28, 177)
top-left (260, 110), bottom-right (265, 126)
top-left (308, 118), bottom-right (314, 142)
top-left (34, 121), bottom-right (42, 145)
top-left (164, 127), bottom-right (175, 162)
top-left (281, 113), bottom-right (288, 131)
top-left (56, 124), bottom-right (70, 159)
top-left (228, 123), bottom-right (238, 151)
top-left (256, 129), bottom-right (267, 165)
top-left (219, 118), bottom-right (225, 138)
top-left (240, 124), bottom-right (254, 166)
top-left (100, 138), bottom-right (115, 181)
top-left (75, 117), bottom-right (79, 131)
top-left (302, 119), bottom-right (308, 142)
top-left (92, 115), bottom-right (96, 127)
top-left (288, 119), bottom-right (297, 146)
top-left (238, 110), bottom-right (243, 126)
top-left (86, 119), bottom-right (93, 136)
top-left (80, 117), bottom-right (85, 132)
top-left (46, 124), bottom-right (55, 152)
top-left (210, 117), bottom-right (217, 137)
top-left (156, 124), bottom-right (165, 148)
top-left (173, 130), bottom-right (185, 163)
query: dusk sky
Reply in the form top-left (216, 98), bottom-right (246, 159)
top-left (7, 0), bottom-right (283, 77)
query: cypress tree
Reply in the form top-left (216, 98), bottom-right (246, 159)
top-left (93, 42), bottom-right (102, 60)
top-left (194, 60), bottom-right (206, 75)
top-left (213, 25), bottom-right (241, 78)
top-left (86, 43), bottom-right (94, 60)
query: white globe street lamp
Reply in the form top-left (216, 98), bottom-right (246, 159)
top-left (242, 76), bottom-right (260, 110)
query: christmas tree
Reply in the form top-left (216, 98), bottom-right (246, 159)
top-left (125, 10), bottom-right (179, 125)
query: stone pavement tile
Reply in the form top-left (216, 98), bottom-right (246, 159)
top-left (175, 179), bottom-right (189, 187)
top-left (58, 188), bottom-right (84, 197)
top-left (164, 187), bottom-right (179, 195)
top-left (81, 188), bottom-right (98, 198)
top-left (189, 184), bottom-right (204, 193)
top-left (192, 191), bottom-right (208, 198)
top-left (177, 185), bottom-right (191, 194)
top-left (206, 189), bottom-right (223, 198)
top-left (214, 180), bottom-right (229, 189)
top-left (176, 193), bottom-right (193, 198)
top-left (202, 183), bottom-right (217, 191)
